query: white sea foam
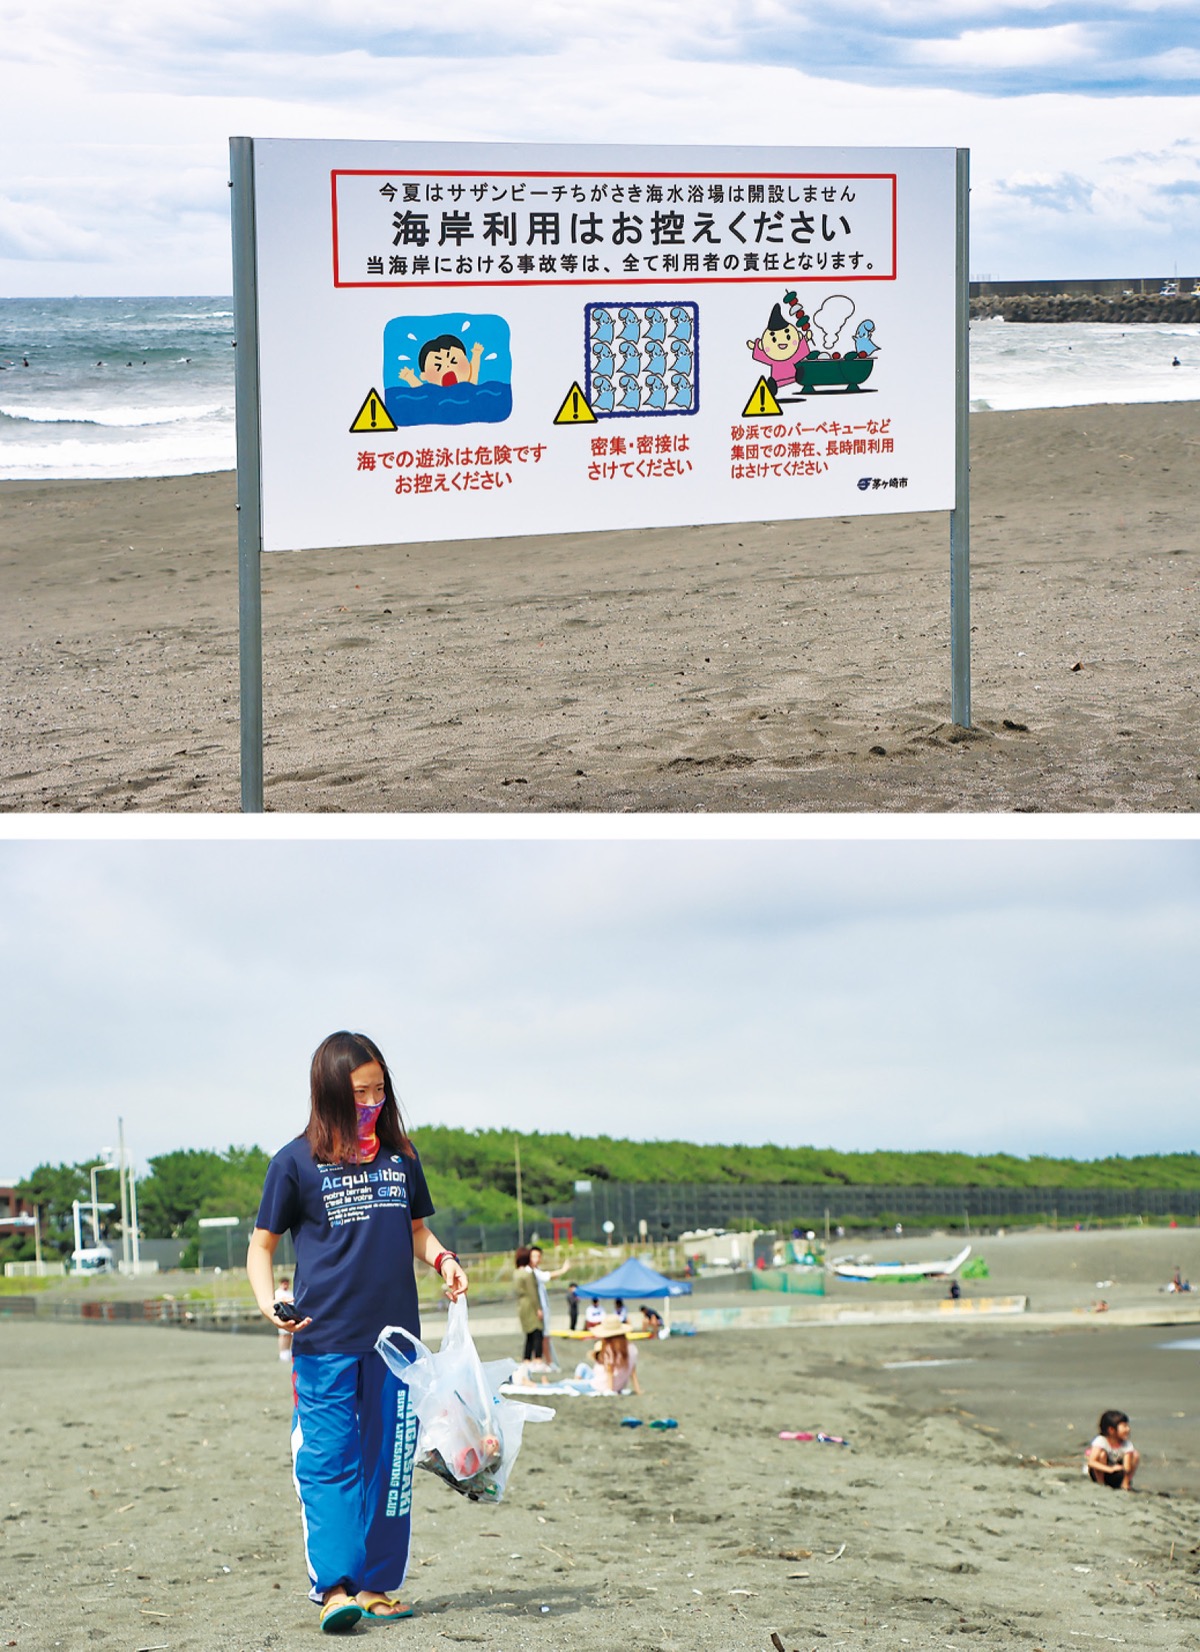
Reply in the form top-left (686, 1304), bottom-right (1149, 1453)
top-left (0, 427), bottom-right (236, 481)
top-left (0, 401), bottom-right (230, 428)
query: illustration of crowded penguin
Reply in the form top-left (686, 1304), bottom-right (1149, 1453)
top-left (584, 300), bottom-right (699, 417)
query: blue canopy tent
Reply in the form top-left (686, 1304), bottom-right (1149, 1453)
top-left (579, 1256), bottom-right (691, 1330)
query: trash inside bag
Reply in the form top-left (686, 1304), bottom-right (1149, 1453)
top-left (377, 1298), bottom-right (553, 1503)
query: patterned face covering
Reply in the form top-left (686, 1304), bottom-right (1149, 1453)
top-left (355, 1101), bottom-right (384, 1161)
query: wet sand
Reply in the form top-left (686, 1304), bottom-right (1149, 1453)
top-left (2, 400), bottom-right (1198, 812)
top-left (3, 1228), bottom-right (1200, 1651)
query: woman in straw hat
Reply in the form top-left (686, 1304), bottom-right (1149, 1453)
top-left (577, 1312), bottom-right (642, 1395)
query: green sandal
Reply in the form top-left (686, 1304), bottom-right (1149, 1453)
top-left (357, 1592), bottom-right (415, 1621)
top-left (319, 1593), bottom-right (363, 1633)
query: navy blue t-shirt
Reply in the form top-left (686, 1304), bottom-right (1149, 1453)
top-left (256, 1135), bottom-right (435, 1356)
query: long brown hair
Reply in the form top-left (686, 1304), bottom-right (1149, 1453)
top-left (304, 1031), bottom-right (413, 1164)
top-left (595, 1333), bottom-right (630, 1369)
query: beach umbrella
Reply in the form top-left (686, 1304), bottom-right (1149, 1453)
top-left (578, 1255), bottom-right (691, 1330)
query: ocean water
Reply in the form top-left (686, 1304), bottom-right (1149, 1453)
top-left (1, 297), bottom-right (1197, 481)
top-left (969, 315), bottom-right (1200, 413)
top-left (0, 296), bottom-right (235, 482)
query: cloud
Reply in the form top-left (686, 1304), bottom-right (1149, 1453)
top-left (716, 2), bottom-right (1200, 96)
top-left (7, 3), bottom-right (1200, 99)
top-left (995, 171), bottom-right (1098, 212)
top-left (1143, 46), bottom-right (1200, 83)
top-left (910, 23), bottom-right (1096, 73)
top-left (1, 4), bottom-right (1199, 291)
top-left (1, 841), bottom-right (1198, 1175)
top-left (0, 199), bottom-right (109, 262)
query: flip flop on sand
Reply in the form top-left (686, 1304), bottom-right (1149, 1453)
top-left (357, 1592), bottom-right (415, 1621)
top-left (319, 1593), bottom-right (363, 1633)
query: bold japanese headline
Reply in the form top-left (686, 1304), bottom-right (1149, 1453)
top-left (333, 171), bottom-right (897, 287)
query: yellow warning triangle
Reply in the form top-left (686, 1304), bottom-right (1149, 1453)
top-left (553, 381), bottom-right (597, 424)
top-left (742, 376), bottom-right (782, 418)
top-left (350, 388), bottom-right (397, 434)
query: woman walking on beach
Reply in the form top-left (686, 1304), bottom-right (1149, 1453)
top-left (247, 1031), bottom-right (467, 1633)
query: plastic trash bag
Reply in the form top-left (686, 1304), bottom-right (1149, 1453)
top-left (376, 1299), bottom-right (553, 1503)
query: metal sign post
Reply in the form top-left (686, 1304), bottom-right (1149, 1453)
top-left (950, 147), bottom-right (971, 729)
top-left (230, 136), bottom-right (265, 813)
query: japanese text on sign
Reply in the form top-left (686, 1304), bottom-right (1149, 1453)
top-left (332, 171), bottom-right (897, 288)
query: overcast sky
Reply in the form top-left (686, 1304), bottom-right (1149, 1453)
top-left (1, 1), bottom-right (1198, 295)
top-left (1, 836), bottom-right (1197, 1182)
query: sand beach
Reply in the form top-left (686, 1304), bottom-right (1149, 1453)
top-left (3, 1228), bottom-right (1199, 1652)
top-left (2, 399), bottom-right (1198, 813)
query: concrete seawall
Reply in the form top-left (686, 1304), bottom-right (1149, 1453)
top-left (971, 292), bottom-right (1200, 323)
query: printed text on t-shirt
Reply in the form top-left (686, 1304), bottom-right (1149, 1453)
top-left (318, 1162), bottom-right (412, 1226)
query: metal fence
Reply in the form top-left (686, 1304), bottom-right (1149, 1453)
top-left (196, 1220), bottom-right (294, 1272)
top-left (20, 1295), bottom-right (270, 1331)
top-left (550, 1182), bottom-right (1200, 1241)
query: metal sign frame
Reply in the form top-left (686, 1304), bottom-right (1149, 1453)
top-left (230, 138), bottom-right (969, 813)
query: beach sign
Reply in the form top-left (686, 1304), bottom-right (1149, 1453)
top-left (231, 139), bottom-right (970, 808)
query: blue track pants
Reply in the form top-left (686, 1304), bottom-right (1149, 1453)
top-left (290, 1347), bottom-right (417, 1602)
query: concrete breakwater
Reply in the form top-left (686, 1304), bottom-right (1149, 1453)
top-left (971, 291), bottom-right (1200, 323)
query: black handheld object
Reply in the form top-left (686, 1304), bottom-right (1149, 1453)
top-left (274, 1300), bottom-right (301, 1324)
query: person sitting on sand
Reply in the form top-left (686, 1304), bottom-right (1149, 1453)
top-left (508, 1358), bottom-right (558, 1388)
top-left (573, 1314), bottom-right (642, 1395)
top-left (584, 1296), bottom-right (604, 1330)
top-left (1084, 1409), bottom-right (1139, 1490)
top-left (640, 1305), bottom-right (664, 1335)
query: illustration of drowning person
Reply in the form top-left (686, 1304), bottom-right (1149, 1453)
top-left (397, 333), bottom-right (484, 389)
top-left (747, 301), bottom-right (810, 396)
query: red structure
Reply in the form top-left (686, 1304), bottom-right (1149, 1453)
top-left (0, 1183), bottom-right (36, 1223)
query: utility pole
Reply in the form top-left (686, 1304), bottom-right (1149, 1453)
top-left (117, 1118), bottom-right (131, 1275)
top-left (129, 1163), bottom-right (141, 1272)
top-left (515, 1137), bottom-right (524, 1247)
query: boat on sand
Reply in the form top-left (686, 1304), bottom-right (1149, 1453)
top-left (828, 1244), bottom-right (971, 1282)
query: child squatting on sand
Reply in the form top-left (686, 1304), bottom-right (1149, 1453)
top-left (246, 1031), bottom-right (468, 1634)
top-left (1084, 1409), bottom-right (1140, 1490)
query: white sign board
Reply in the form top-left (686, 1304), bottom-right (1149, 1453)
top-left (245, 140), bottom-right (958, 553)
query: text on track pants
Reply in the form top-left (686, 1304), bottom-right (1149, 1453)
top-left (290, 1347), bottom-right (417, 1601)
